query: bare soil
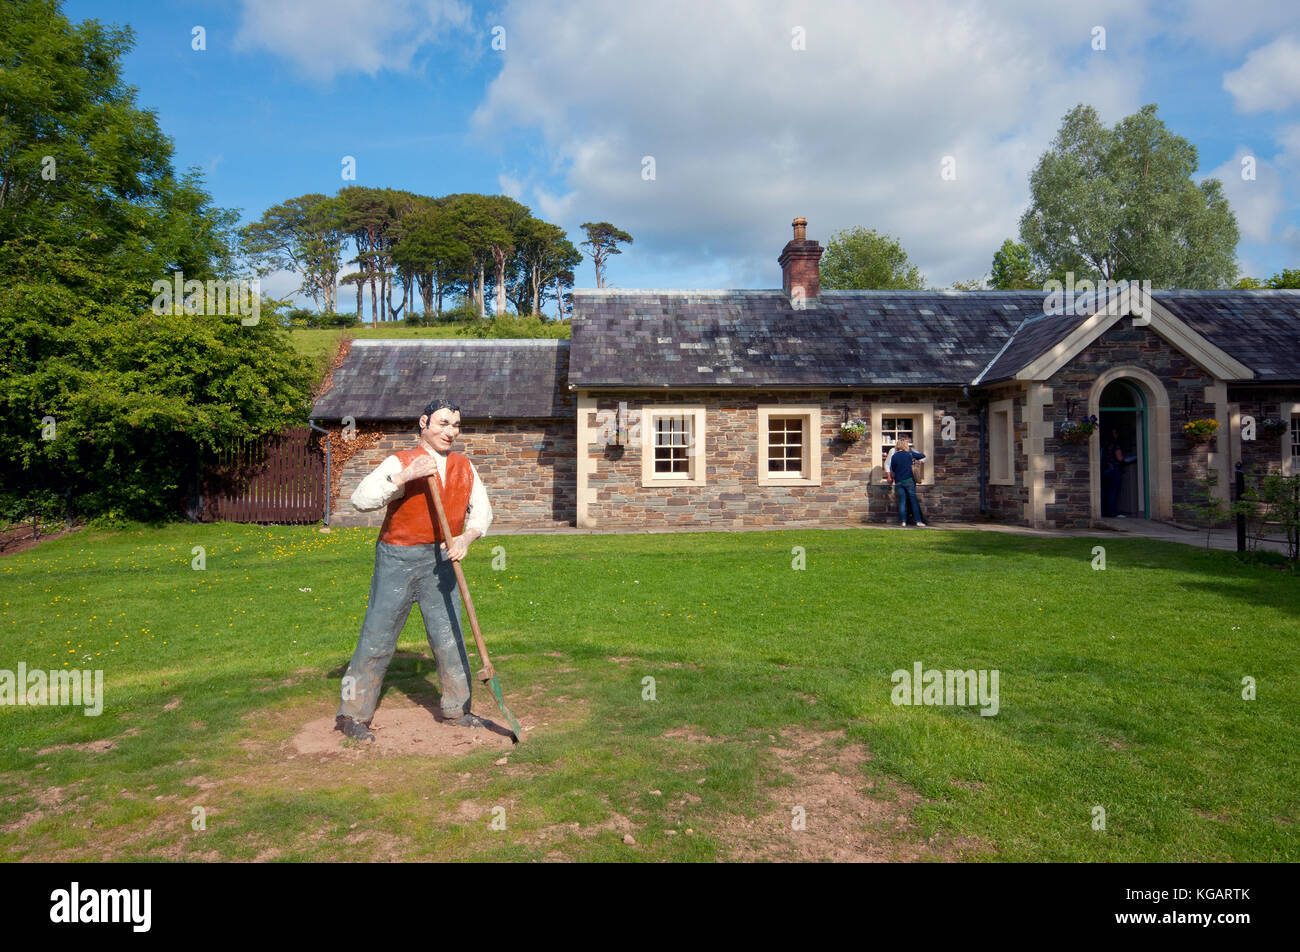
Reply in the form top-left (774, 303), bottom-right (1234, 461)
top-left (291, 691), bottom-right (518, 757)
top-left (716, 727), bottom-right (983, 862)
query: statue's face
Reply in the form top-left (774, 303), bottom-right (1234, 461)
top-left (420, 407), bottom-right (462, 453)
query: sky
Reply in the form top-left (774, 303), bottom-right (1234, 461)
top-left (64, 0), bottom-right (1300, 308)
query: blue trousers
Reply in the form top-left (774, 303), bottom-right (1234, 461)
top-left (338, 540), bottom-right (472, 724)
top-left (1103, 475), bottom-right (1123, 517)
top-left (896, 479), bottom-right (923, 524)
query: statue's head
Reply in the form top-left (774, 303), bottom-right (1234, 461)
top-left (418, 398), bottom-right (462, 452)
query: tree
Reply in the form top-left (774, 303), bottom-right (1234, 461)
top-left (485, 195), bottom-right (530, 315)
top-left (580, 222), bottom-right (633, 288)
top-left (511, 218), bottom-right (581, 315)
top-left (819, 227), bottom-right (925, 290)
top-left (441, 193), bottom-right (512, 317)
top-left (989, 238), bottom-right (1040, 289)
top-left (0, 0), bottom-right (312, 521)
top-left (1019, 104), bottom-right (1238, 288)
top-left (1267, 269), bottom-right (1300, 289)
top-left (241, 194), bottom-right (347, 312)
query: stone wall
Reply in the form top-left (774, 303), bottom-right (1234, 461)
top-left (982, 382), bottom-right (1030, 525)
top-left (325, 419), bottom-right (575, 529)
top-left (579, 389), bottom-right (988, 528)
top-left (1228, 386), bottom-right (1300, 476)
top-left (1044, 322), bottom-right (1219, 527)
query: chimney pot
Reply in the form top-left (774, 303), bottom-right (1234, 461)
top-left (778, 216), bottom-right (823, 305)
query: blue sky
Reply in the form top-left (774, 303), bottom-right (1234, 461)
top-left (65, 0), bottom-right (1300, 308)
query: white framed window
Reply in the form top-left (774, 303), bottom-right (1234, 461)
top-left (1286, 403), bottom-right (1300, 477)
top-left (757, 406), bottom-right (821, 485)
top-left (641, 406), bottom-right (706, 487)
top-left (989, 398), bottom-right (1015, 485)
top-left (871, 404), bottom-right (935, 485)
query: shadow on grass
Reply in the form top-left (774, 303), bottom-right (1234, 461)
top-left (922, 528), bottom-right (1300, 620)
top-left (328, 651), bottom-right (516, 741)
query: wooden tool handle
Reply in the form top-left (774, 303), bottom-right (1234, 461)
top-left (424, 470), bottom-right (494, 682)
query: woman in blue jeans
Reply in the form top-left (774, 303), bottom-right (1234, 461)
top-left (888, 437), bottom-right (928, 527)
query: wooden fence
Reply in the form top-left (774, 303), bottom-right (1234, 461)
top-left (201, 427), bottom-right (325, 524)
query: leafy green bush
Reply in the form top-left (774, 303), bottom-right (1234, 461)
top-left (465, 314), bottom-right (571, 339)
top-left (318, 310), bottom-right (360, 328)
top-left (440, 302), bottom-right (480, 323)
top-left (1177, 471), bottom-right (1228, 549)
top-left (284, 307), bottom-right (315, 328)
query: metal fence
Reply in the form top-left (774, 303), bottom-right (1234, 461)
top-left (1233, 465), bottom-right (1300, 560)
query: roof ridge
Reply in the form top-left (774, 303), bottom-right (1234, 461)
top-left (350, 338), bottom-right (567, 347)
top-left (970, 317), bottom-right (1028, 386)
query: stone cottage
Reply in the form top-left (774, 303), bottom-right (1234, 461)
top-left (311, 220), bottom-right (1300, 531)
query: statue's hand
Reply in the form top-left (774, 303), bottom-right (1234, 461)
top-left (399, 454), bottom-right (438, 484)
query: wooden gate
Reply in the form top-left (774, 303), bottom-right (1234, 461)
top-left (202, 427), bottom-right (325, 523)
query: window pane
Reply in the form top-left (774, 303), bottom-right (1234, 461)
top-left (654, 414), bottom-right (693, 475)
top-left (767, 416), bottom-right (804, 474)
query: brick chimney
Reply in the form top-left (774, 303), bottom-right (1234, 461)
top-left (778, 217), bottom-right (824, 306)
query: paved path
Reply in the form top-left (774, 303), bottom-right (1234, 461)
top-left (473, 515), bottom-right (1295, 555)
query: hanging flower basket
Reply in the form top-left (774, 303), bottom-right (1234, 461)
top-left (1183, 418), bottom-right (1219, 446)
top-left (1058, 415), bottom-right (1098, 445)
top-left (839, 420), bottom-right (866, 443)
top-left (1260, 418), bottom-right (1289, 439)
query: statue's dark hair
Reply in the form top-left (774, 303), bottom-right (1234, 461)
top-left (418, 399), bottom-right (461, 433)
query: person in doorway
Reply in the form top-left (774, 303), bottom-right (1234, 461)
top-left (1102, 445), bottom-right (1138, 517)
top-left (888, 437), bottom-right (928, 527)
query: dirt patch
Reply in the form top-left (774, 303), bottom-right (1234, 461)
top-left (661, 726), bottom-right (721, 744)
top-left (718, 727), bottom-right (981, 862)
top-left (36, 728), bottom-right (141, 756)
top-left (0, 523), bottom-right (80, 558)
top-left (606, 656), bottom-right (701, 670)
top-left (291, 692), bottom-right (518, 758)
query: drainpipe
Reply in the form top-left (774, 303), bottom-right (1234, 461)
top-left (965, 385), bottom-right (988, 513)
top-left (309, 419), bottom-right (331, 527)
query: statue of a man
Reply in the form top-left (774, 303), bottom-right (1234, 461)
top-left (335, 398), bottom-right (493, 742)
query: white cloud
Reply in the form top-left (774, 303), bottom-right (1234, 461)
top-left (498, 173), bottom-right (524, 198)
top-left (1204, 148), bottom-right (1284, 244)
top-left (1170, 0), bottom-right (1300, 52)
top-left (472, 0), bottom-right (1150, 287)
top-left (234, 0), bottom-right (472, 82)
top-left (257, 267), bottom-right (307, 303)
top-left (1223, 34), bottom-right (1300, 112)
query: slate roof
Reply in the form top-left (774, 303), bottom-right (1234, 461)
top-left (571, 289), bottom-right (1300, 388)
top-left (1154, 291), bottom-right (1300, 382)
top-left (569, 290), bottom-right (1036, 388)
top-left (310, 339), bottom-right (572, 421)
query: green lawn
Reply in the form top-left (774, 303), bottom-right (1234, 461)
top-left (1, 525), bottom-right (1296, 861)
top-left (290, 325), bottom-right (480, 381)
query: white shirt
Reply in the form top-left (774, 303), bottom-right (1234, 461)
top-left (350, 445), bottom-right (492, 538)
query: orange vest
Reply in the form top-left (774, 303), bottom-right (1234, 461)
top-left (378, 447), bottom-right (474, 546)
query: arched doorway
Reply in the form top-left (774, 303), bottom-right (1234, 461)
top-left (1087, 368), bottom-right (1173, 523)
top-left (1099, 380), bottom-right (1148, 518)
